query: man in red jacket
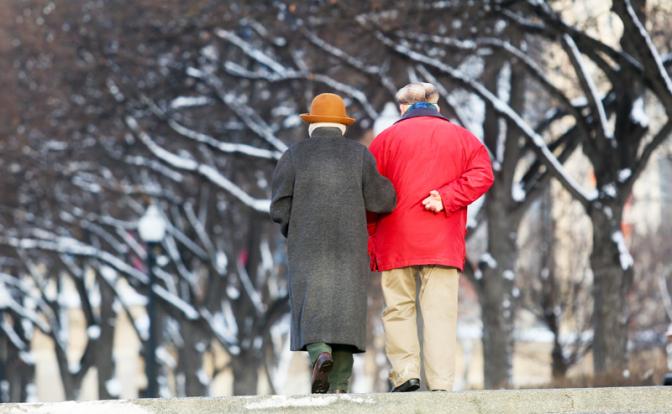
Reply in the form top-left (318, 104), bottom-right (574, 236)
top-left (368, 82), bottom-right (494, 392)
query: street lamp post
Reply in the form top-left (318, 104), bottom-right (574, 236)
top-left (138, 205), bottom-right (166, 398)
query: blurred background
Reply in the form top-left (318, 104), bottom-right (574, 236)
top-left (1, 0), bottom-right (672, 402)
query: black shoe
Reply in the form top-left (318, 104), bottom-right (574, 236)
top-left (392, 378), bottom-right (420, 392)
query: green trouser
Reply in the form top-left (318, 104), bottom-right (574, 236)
top-left (307, 342), bottom-right (354, 392)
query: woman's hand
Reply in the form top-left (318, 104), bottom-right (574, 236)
top-left (422, 190), bottom-right (444, 213)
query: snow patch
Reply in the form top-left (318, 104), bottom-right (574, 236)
top-left (170, 96), bottom-right (212, 109)
top-left (105, 378), bottom-right (121, 397)
top-left (87, 325), bottom-right (101, 340)
top-left (0, 287), bottom-right (11, 307)
top-left (618, 168), bottom-right (632, 182)
top-left (100, 265), bottom-right (117, 283)
top-left (156, 346), bottom-right (176, 369)
top-left (136, 314), bottom-right (149, 341)
top-left (283, 114), bottom-right (302, 129)
top-left (479, 253), bottom-right (498, 269)
top-left (21, 401), bottom-right (150, 414)
top-left (502, 270), bottom-right (515, 281)
top-left (19, 351), bottom-right (34, 364)
top-left (601, 183), bottom-right (617, 198)
top-left (611, 231), bottom-right (634, 270)
top-left (216, 251), bottom-right (228, 274)
top-left (474, 269), bottom-right (483, 280)
top-left (197, 368), bottom-right (210, 386)
top-left (226, 285), bottom-right (240, 299)
top-left (511, 182), bottom-right (526, 202)
top-left (629, 96), bottom-right (649, 127)
top-left (245, 395), bottom-right (374, 410)
top-left (68, 361), bottom-right (81, 374)
top-left (200, 45), bottom-right (219, 61)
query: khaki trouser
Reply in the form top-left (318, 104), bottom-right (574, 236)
top-left (382, 266), bottom-right (459, 391)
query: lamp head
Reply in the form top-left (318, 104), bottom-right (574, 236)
top-left (138, 205), bottom-right (166, 243)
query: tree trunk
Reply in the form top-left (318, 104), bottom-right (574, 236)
top-left (551, 336), bottom-right (569, 380)
top-left (6, 345), bottom-right (35, 402)
top-left (479, 199), bottom-right (520, 389)
top-left (177, 323), bottom-right (208, 397)
top-left (590, 207), bottom-right (632, 376)
top-left (231, 351), bottom-right (260, 395)
top-left (539, 188), bottom-right (570, 381)
top-left (96, 276), bottom-right (118, 399)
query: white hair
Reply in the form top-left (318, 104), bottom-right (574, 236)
top-left (308, 122), bottom-right (346, 136)
top-left (395, 82), bottom-right (439, 105)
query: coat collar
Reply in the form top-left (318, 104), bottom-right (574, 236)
top-left (395, 106), bottom-right (451, 124)
top-left (309, 126), bottom-right (345, 138)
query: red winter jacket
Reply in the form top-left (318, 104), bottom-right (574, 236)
top-left (368, 107), bottom-right (494, 271)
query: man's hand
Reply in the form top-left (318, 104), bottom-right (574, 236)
top-left (422, 190), bottom-right (444, 213)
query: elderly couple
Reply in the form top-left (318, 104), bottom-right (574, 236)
top-left (270, 83), bottom-right (494, 394)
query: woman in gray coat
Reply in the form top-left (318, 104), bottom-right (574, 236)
top-left (271, 93), bottom-right (396, 393)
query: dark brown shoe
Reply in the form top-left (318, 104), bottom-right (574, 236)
top-left (311, 352), bottom-right (334, 393)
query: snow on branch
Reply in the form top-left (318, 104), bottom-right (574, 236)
top-left (1, 234), bottom-right (206, 324)
top-left (160, 233), bottom-right (199, 291)
top-left (215, 29), bottom-right (288, 76)
top-left (154, 285), bottom-right (199, 320)
top-left (561, 35), bottom-right (613, 143)
top-left (302, 29), bottom-right (378, 74)
top-left (0, 273), bottom-right (50, 334)
top-left (123, 155), bottom-right (185, 182)
top-left (236, 260), bottom-right (265, 317)
top-left (183, 203), bottom-right (218, 266)
top-left (144, 97), bottom-right (281, 161)
top-left (0, 234), bottom-right (148, 284)
top-left (626, 120), bottom-right (672, 191)
top-left (376, 32), bottom-right (596, 205)
top-left (170, 96), bottom-right (213, 110)
top-left (619, 0), bottom-right (672, 113)
top-left (213, 32), bottom-right (381, 119)
top-left (0, 318), bottom-right (28, 351)
top-left (401, 32), bottom-right (588, 127)
top-left (125, 116), bottom-right (271, 213)
top-left (309, 74), bottom-right (379, 119)
top-left (187, 69), bottom-right (288, 153)
top-left (164, 220), bottom-right (210, 261)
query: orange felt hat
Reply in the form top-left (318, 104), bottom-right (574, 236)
top-left (300, 93), bottom-right (356, 125)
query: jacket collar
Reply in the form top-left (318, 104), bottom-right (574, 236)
top-left (309, 126), bottom-right (344, 138)
top-left (395, 105), bottom-right (451, 124)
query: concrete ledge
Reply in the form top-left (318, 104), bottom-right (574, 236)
top-left (2, 387), bottom-right (671, 414)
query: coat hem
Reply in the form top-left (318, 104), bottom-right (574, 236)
top-left (374, 257), bottom-right (464, 272)
top-left (292, 342), bottom-right (366, 354)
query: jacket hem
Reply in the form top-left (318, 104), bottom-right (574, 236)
top-left (374, 258), bottom-right (464, 272)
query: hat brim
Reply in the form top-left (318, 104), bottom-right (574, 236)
top-left (300, 113), bottom-right (356, 126)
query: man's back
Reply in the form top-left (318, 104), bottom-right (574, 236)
top-left (369, 114), bottom-right (493, 271)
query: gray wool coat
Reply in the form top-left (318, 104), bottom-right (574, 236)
top-left (270, 127), bottom-right (396, 353)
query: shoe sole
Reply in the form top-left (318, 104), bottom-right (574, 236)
top-left (311, 359), bottom-right (334, 393)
